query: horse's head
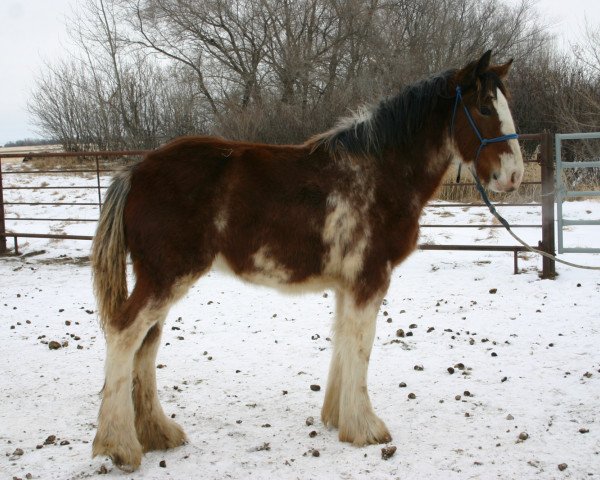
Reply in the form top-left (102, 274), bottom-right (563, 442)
top-left (451, 50), bottom-right (523, 193)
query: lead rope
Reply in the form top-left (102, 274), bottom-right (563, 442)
top-left (452, 86), bottom-right (600, 271)
top-left (470, 170), bottom-right (600, 270)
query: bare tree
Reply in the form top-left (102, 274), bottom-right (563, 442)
top-left (30, 0), bottom-right (580, 149)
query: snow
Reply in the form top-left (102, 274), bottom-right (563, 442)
top-left (1, 166), bottom-right (599, 479)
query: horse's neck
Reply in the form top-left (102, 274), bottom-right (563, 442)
top-left (381, 131), bottom-right (454, 214)
top-left (418, 145), bottom-right (454, 203)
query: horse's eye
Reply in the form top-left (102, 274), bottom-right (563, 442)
top-left (479, 105), bottom-right (492, 116)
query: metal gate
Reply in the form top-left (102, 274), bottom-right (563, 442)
top-left (555, 132), bottom-right (600, 253)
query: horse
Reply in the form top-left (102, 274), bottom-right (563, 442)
top-left (91, 50), bottom-right (523, 471)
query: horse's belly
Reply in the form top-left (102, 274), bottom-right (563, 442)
top-left (211, 253), bottom-right (333, 294)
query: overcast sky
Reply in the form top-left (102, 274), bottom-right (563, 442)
top-left (1, 0), bottom-right (599, 145)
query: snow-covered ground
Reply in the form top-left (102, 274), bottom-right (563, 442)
top-left (1, 166), bottom-right (599, 479)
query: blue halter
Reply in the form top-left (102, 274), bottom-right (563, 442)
top-left (451, 85), bottom-right (519, 229)
top-left (451, 85), bottom-right (519, 183)
top-left (451, 86), bottom-right (518, 160)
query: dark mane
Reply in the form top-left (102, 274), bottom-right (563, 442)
top-left (314, 68), bottom-right (508, 157)
top-left (315, 70), bottom-right (456, 156)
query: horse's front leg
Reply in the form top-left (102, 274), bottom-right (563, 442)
top-left (322, 288), bottom-right (391, 445)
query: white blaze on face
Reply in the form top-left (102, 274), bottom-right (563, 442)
top-left (491, 88), bottom-right (524, 192)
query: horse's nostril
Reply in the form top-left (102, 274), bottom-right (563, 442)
top-left (511, 171), bottom-right (517, 184)
top-left (492, 173), bottom-right (499, 181)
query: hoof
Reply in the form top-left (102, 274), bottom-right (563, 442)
top-left (137, 417), bottom-right (187, 452)
top-left (92, 433), bottom-right (142, 472)
top-left (114, 460), bottom-right (140, 474)
top-left (338, 412), bottom-right (392, 446)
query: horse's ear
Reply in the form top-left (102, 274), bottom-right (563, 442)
top-left (490, 58), bottom-right (513, 79)
top-left (456, 50), bottom-right (493, 88)
top-left (475, 50), bottom-right (493, 75)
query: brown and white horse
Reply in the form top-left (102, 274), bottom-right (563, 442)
top-left (91, 51), bottom-right (523, 470)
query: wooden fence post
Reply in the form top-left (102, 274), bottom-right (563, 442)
top-left (540, 131), bottom-right (556, 278)
top-left (0, 157), bottom-right (7, 254)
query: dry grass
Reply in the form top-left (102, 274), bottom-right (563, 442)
top-left (557, 169), bottom-right (600, 201)
top-left (0, 144), bottom-right (62, 164)
top-left (15, 156), bottom-right (140, 174)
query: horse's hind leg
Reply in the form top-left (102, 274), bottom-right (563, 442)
top-left (133, 320), bottom-right (186, 452)
top-left (321, 292), bottom-right (346, 428)
top-left (322, 288), bottom-right (391, 446)
top-left (92, 281), bottom-right (173, 471)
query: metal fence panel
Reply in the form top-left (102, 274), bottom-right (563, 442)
top-left (555, 132), bottom-right (600, 254)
